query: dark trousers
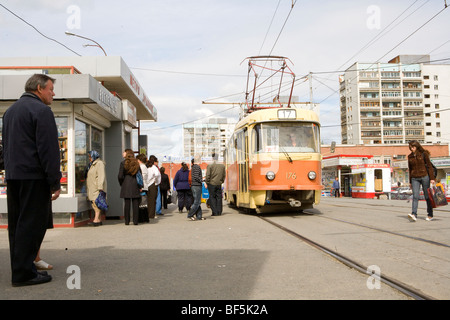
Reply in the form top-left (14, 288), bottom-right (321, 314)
top-left (147, 183), bottom-right (157, 219)
top-left (160, 189), bottom-right (168, 209)
top-left (7, 179), bottom-right (51, 283)
top-left (124, 198), bottom-right (140, 225)
top-left (208, 184), bottom-right (223, 215)
top-left (334, 188), bottom-right (340, 197)
top-left (177, 189), bottom-right (192, 211)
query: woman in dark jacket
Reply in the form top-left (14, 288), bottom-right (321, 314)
top-left (118, 152), bottom-right (141, 225)
top-left (173, 162), bottom-right (192, 213)
top-left (407, 140), bottom-right (435, 222)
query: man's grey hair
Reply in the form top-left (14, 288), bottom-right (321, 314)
top-left (24, 74), bottom-right (56, 92)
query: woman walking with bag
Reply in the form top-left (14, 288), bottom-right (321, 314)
top-left (407, 140), bottom-right (435, 222)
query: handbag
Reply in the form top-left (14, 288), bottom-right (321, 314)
top-left (427, 186), bottom-right (448, 208)
top-left (171, 189), bottom-right (178, 205)
top-left (139, 193), bottom-right (148, 208)
top-left (95, 190), bottom-right (108, 211)
top-left (167, 190), bottom-right (173, 204)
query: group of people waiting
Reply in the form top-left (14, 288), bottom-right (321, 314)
top-left (86, 149), bottom-right (226, 226)
top-left (173, 153), bottom-right (226, 221)
top-left (117, 149), bottom-right (170, 225)
top-left (86, 148), bottom-right (170, 226)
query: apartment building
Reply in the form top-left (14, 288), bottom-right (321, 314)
top-left (339, 55), bottom-right (450, 145)
top-left (182, 118), bottom-right (235, 159)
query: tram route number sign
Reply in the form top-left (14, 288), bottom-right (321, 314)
top-left (278, 109), bottom-right (296, 119)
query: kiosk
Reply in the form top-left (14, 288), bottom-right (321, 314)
top-left (350, 164), bottom-right (391, 198)
top-left (0, 57), bottom-right (157, 227)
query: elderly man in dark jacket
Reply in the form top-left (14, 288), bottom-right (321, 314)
top-left (2, 74), bottom-right (61, 287)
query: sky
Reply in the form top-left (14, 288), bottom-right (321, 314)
top-left (1, 0), bottom-right (449, 157)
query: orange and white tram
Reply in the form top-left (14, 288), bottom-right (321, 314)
top-left (224, 107), bottom-right (323, 213)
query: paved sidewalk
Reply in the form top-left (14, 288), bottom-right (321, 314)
top-left (0, 199), bottom-right (413, 300)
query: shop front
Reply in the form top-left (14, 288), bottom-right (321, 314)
top-left (0, 57), bottom-right (157, 227)
top-left (350, 164), bottom-right (391, 199)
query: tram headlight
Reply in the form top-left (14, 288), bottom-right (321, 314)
top-left (308, 171), bottom-right (316, 180)
top-left (266, 171), bottom-right (275, 181)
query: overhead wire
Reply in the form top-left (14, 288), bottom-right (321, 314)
top-left (0, 3), bottom-right (82, 56)
top-left (334, 0), bottom-right (426, 74)
top-left (130, 67), bottom-right (246, 78)
top-left (375, 4), bottom-right (449, 64)
top-left (141, 104), bottom-right (239, 132)
top-left (309, 0), bottom-right (428, 105)
top-left (267, 0), bottom-right (298, 57)
top-left (321, 2), bottom-right (449, 105)
top-left (258, 0), bottom-right (282, 55)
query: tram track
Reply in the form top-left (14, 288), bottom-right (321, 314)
top-left (259, 215), bottom-right (437, 300)
top-left (321, 200), bottom-right (450, 214)
top-left (317, 215), bottom-right (450, 248)
top-left (317, 201), bottom-right (450, 248)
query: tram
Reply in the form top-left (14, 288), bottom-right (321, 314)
top-left (224, 107), bottom-right (323, 213)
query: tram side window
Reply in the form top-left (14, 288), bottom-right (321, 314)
top-left (252, 124), bottom-right (262, 153)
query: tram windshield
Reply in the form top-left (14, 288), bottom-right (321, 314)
top-left (252, 122), bottom-right (320, 153)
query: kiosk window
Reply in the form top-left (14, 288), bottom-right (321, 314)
top-left (74, 119), bottom-right (103, 194)
top-left (75, 119), bottom-right (89, 194)
top-left (91, 127), bottom-right (103, 159)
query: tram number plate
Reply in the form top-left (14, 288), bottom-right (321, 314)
top-left (278, 109), bottom-right (296, 119)
top-left (286, 172), bottom-right (297, 179)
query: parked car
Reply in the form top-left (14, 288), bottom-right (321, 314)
top-left (397, 187), bottom-right (412, 195)
top-left (391, 186), bottom-right (412, 200)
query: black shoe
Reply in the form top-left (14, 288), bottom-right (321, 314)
top-left (12, 273), bottom-right (52, 287)
top-left (88, 221), bottom-right (102, 227)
